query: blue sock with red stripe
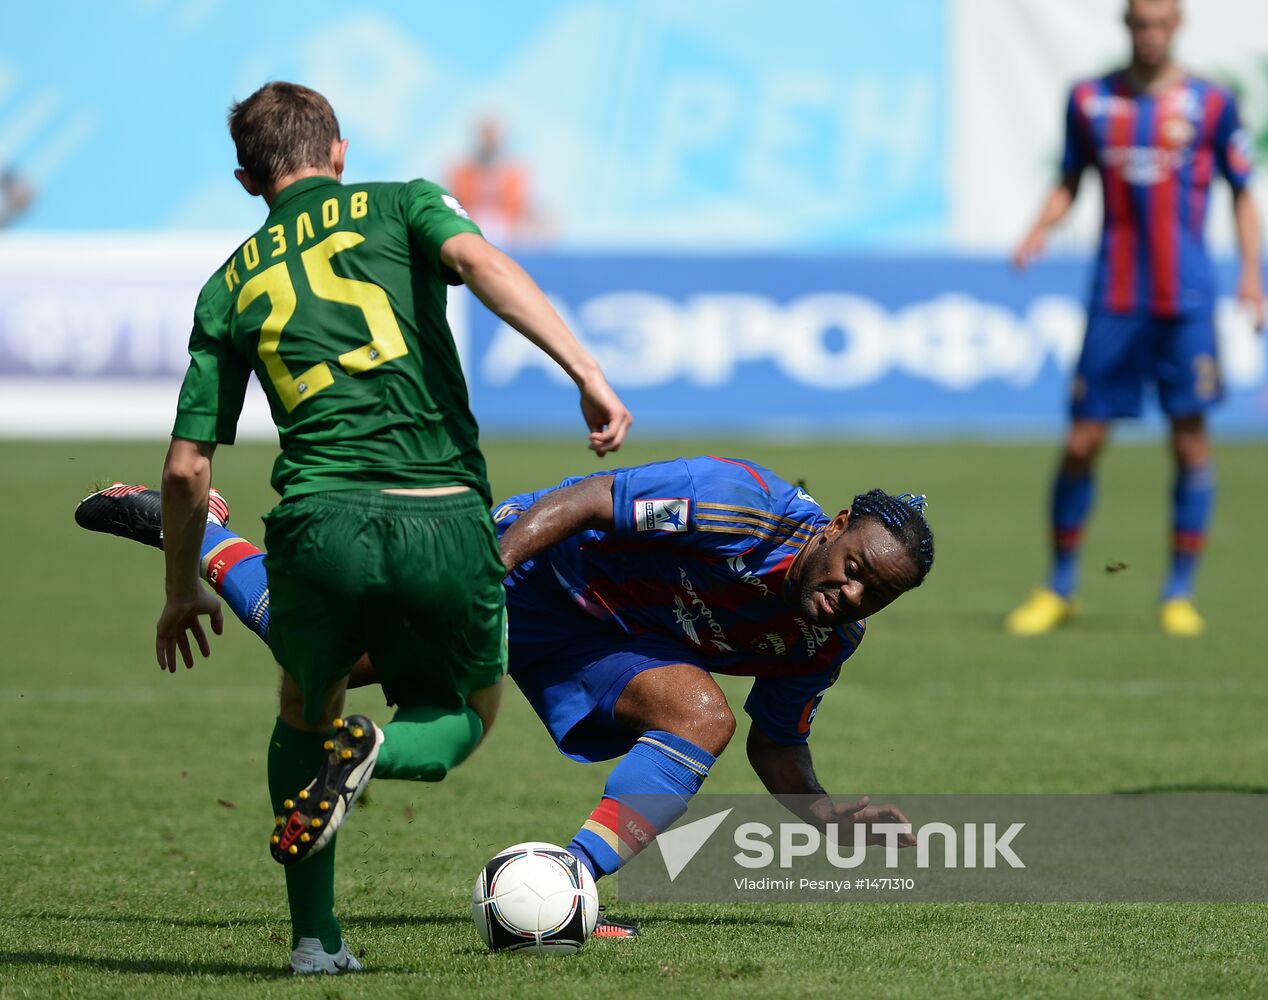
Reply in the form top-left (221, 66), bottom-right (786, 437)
top-left (1049, 472), bottom-right (1094, 598)
top-left (1164, 465), bottom-right (1214, 600)
top-left (200, 524), bottom-right (270, 641)
top-left (567, 731), bottom-right (715, 881)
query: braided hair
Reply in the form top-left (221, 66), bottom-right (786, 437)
top-left (848, 490), bottom-right (935, 586)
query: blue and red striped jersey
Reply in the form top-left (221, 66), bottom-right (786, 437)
top-left (1062, 72), bottom-right (1253, 317)
top-left (495, 456), bottom-right (865, 744)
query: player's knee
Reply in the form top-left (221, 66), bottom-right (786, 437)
top-left (1174, 446), bottom-right (1209, 472)
top-left (276, 670), bottom-right (346, 732)
top-left (1170, 418), bottom-right (1209, 469)
top-left (674, 701), bottom-right (735, 757)
top-left (1063, 430), bottom-right (1105, 471)
top-left (703, 706), bottom-right (737, 756)
top-left (1066, 439), bottom-right (1102, 468)
top-left (278, 700), bottom-right (331, 733)
top-left (277, 680), bottom-right (309, 729)
top-left (616, 664), bottom-right (734, 756)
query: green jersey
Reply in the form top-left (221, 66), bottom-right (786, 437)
top-left (173, 176), bottom-right (489, 501)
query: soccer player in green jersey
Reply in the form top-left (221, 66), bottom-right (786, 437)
top-left (153, 82), bottom-right (631, 975)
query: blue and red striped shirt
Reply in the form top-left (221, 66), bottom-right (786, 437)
top-left (496, 456), bottom-right (865, 744)
top-left (1062, 72), bottom-right (1253, 317)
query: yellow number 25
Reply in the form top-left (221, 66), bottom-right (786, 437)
top-left (236, 231), bottom-right (408, 412)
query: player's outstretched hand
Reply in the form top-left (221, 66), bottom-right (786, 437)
top-left (1010, 227), bottom-right (1047, 271)
top-left (578, 372), bottom-right (632, 457)
top-left (156, 585), bottom-right (224, 672)
top-left (830, 795), bottom-right (916, 847)
top-left (1237, 268), bottom-right (1265, 332)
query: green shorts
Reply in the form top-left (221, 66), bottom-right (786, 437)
top-left (262, 489), bottom-right (507, 726)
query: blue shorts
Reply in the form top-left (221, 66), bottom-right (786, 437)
top-left (504, 559), bottom-right (705, 763)
top-left (1071, 310), bottom-right (1221, 420)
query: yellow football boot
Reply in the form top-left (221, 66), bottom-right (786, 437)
top-left (1160, 598), bottom-right (1205, 637)
top-left (1005, 588), bottom-right (1076, 636)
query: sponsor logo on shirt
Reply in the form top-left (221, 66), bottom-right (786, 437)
top-left (674, 567), bottom-right (733, 651)
top-left (727, 553), bottom-right (771, 596)
top-left (671, 595), bottom-right (701, 644)
top-left (747, 619), bottom-right (833, 658)
top-left (1102, 146), bottom-right (1184, 185)
top-left (1080, 87), bottom-right (1200, 122)
top-left (752, 631), bottom-right (789, 656)
top-left (1165, 115), bottom-right (1194, 148)
top-left (1080, 93), bottom-right (1127, 118)
top-left (796, 695), bottom-right (823, 734)
top-left (636, 498), bottom-right (690, 533)
top-left (796, 668), bottom-right (841, 733)
top-left (1160, 115), bottom-right (1196, 149)
top-left (794, 617), bottom-right (834, 657)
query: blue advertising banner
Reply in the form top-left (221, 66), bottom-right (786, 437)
top-left (462, 254), bottom-right (1266, 437)
top-left (0, 241), bottom-right (1262, 438)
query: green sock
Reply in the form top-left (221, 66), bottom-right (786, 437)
top-left (374, 703), bottom-right (483, 781)
top-left (268, 717), bottom-right (343, 953)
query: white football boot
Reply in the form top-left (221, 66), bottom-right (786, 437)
top-left (289, 937), bottom-right (362, 975)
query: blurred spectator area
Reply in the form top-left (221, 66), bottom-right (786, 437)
top-left (446, 118), bottom-right (549, 247)
top-left (0, 167), bottom-right (34, 228)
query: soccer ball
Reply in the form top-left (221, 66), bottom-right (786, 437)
top-left (471, 841), bottom-right (599, 954)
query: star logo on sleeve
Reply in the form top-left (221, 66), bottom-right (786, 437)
top-left (635, 498), bottom-right (691, 533)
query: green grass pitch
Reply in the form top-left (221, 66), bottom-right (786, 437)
top-left (2, 437), bottom-right (1266, 999)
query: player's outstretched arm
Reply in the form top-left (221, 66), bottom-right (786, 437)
top-left (439, 232), bottom-right (632, 456)
top-left (497, 475), bottom-right (615, 575)
top-left (745, 723), bottom-right (915, 847)
top-left (156, 437), bottom-right (223, 672)
top-left (1233, 187), bottom-right (1265, 331)
top-left (1011, 177), bottom-right (1080, 271)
